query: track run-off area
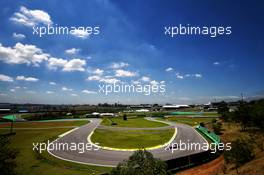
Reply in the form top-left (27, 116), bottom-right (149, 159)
top-left (48, 117), bottom-right (208, 167)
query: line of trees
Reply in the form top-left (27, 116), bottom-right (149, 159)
top-left (218, 99), bottom-right (264, 131)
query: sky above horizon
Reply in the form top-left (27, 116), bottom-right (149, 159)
top-left (0, 0), bottom-right (263, 105)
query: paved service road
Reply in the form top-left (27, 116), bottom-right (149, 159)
top-left (48, 118), bottom-right (207, 167)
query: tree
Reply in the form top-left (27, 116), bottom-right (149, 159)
top-left (224, 138), bottom-right (254, 174)
top-left (199, 122), bottom-right (205, 127)
top-left (0, 136), bottom-right (19, 175)
top-left (110, 150), bottom-right (169, 175)
top-left (212, 122), bottom-right (222, 135)
top-left (250, 100), bottom-right (264, 129)
top-left (217, 101), bottom-right (230, 121)
top-left (123, 114), bottom-right (127, 121)
top-left (234, 102), bottom-right (251, 131)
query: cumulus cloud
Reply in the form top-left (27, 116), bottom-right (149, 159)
top-left (47, 58), bottom-right (86, 72)
top-left (165, 67), bottom-right (173, 72)
top-left (10, 6), bottom-right (52, 26)
top-left (46, 91), bottom-right (54, 94)
top-left (176, 73), bottom-right (184, 79)
top-left (0, 74), bottom-right (14, 82)
top-left (49, 81), bottom-right (56, 85)
top-left (63, 59), bottom-right (86, 72)
top-left (150, 80), bottom-right (159, 85)
top-left (10, 89), bottom-right (16, 92)
top-left (213, 62), bottom-right (220, 66)
top-left (194, 73), bottom-right (202, 78)
top-left (87, 75), bottom-right (101, 81)
top-left (175, 73), bottom-right (202, 79)
top-left (82, 89), bottom-right (97, 94)
top-left (65, 48), bottom-right (81, 55)
top-left (110, 62), bottom-right (129, 69)
top-left (86, 75), bottom-right (120, 84)
top-left (62, 86), bottom-right (73, 91)
top-left (93, 68), bottom-right (104, 75)
top-left (141, 76), bottom-right (150, 82)
top-left (71, 93), bottom-right (78, 96)
top-left (12, 33), bottom-right (25, 40)
top-left (115, 69), bottom-right (137, 77)
top-left (16, 76), bottom-right (39, 82)
top-left (0, 42), bottom-right (49, 66)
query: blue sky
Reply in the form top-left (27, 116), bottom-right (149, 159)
top-left (0, 0), bottom-right (263, 104)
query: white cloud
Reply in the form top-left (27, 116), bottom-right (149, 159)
top-left (213, 62), bottom-right (220, 65)
top-left (62, 86), bottom-right (73, 91)
top-left (0, 74), bottom-right (14, 82)
top-left (0, 93), bottom-right (7, 96)
top-left (12, 33), bottom-right (25, 40)
top-left (47, 57), bottom-right (67, 70)
top-left (141, 76), bottom-right (150, 82)
top-left (49, 82), bottom-right (56, 85)
top-left (176, 73), bottom-right (184, 79)
top-left (70, 29), bottom-right (89, 39)
top-left (71, 93), bottom-right (78, 96)
top-left (165, 67), bottom-right (173, 72)
top-left (115, 69), bottom-right (137, 77)
top-left (65, 48), bottom-right (81, 55)
top-left (194, 74), bottom-right (202, 78)
top-left (16, 76), bottom-right (39, 82)
top-left (63, 59), bottom-right (86, 72)
top-left (0, 42), bottom-right (49, 66)
top-left (93, 68), bottom-right (104, 75)
top-left (47, 58), bottom-right (86, 72)
top-left (150, 80), bottom-right (159, 85)
top-left (82, 89), bottom-right (97, 94)
top-left (131, 80), bottom-right (140, 85)
top-left (10, 6), bottom-right (52, 26)
top-left (15, 86), bottom-right (20, 89)
top-left (100, 78), bottom-right (120, 84)
top-left (46, 91), bottom-right (54, 94)
top-left (175, 73), bottom-right (203, 79)
top-left (87, 75), bottom-right (101, 81)
top-left (10, 89), bottom-right (15, 92)
top-left (86, 75), bottom-right (120, 84)
top-left (110, 62), bottom-right (129, 69)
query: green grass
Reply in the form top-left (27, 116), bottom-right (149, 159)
top-left (91, 128), bottom-right (174, 149)
top-left (202, 112), bottom-right (219, 116)
top-left (0, 120), bottom-right (89, 129)
top-left (101, 117), bottom-right (168, 128)
top-left (0, 121), bottom-right (111, 175)
top-left (165, 117), bottom-right (218, 126)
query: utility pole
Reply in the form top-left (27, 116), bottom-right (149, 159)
top-left (241, 93), bottom-right (244, 102)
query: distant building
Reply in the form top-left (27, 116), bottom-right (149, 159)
top-left (135, 109), bottom-right (150, 112)
top-left (100, 113), bottom-right (115, 117)
top-left (162, 105), bottom-right (190, 111)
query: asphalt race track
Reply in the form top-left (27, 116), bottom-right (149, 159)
top-left (48, 118), bottom-right (207, 167)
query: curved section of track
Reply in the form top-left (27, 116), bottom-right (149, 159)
top-left (48, 118), bottom-right (207, 167)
